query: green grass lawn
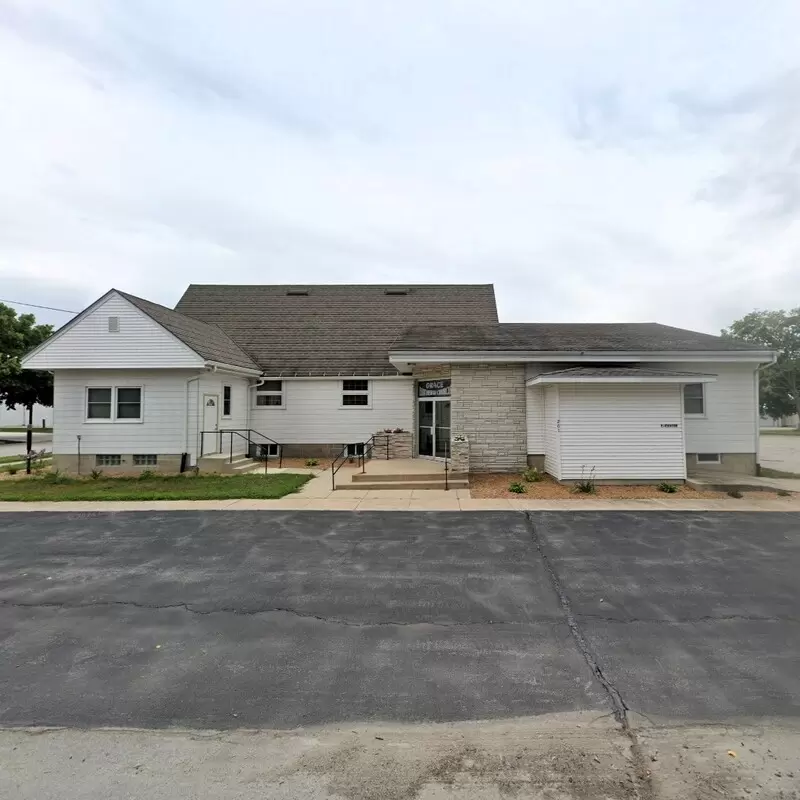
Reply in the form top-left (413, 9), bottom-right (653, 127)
top-left (761, 428), bottom-right (800, 435)
top-left (0, 459), bottom-right (53, 473)
top-left (0, 472), bottom-right (311, 501)
top-left (0, 427), bottom-right (53, 433)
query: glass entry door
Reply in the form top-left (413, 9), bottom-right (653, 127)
top-left (418, 399), bottom-right (451, 459)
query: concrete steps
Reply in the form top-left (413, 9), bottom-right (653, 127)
top-left (350, 471), bottom-right (467, 483)
top-left (197, 453), bottom-right (260, 474)
top-left (338, 479), bottom-right (469, 490)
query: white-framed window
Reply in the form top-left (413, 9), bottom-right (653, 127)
top-left (342, 379), bottom-right (370, 407)
top-left (222, 385), bottom-right (232, 417)
top-left (683, 383), bottom-right (705, 416)
top-left (345, 442), bottom-right (365, 456)
top-left (255, 380), bottom-right (284, 408)
top-left (133, 454), bottom-right (158, 466)
top-left (87, 387), bottom-right (112, 419)
top-left (696, 453), bottom-right (721, 464)
top-left (86, 386), bottom-right (143, 422)
top-left (95, 454), bottom-right (121, 466)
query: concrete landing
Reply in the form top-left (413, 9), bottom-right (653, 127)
top-left (688, 470), bottom-right (800, 493)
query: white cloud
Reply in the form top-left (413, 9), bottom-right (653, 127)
top-left (1, 0), bottom-right (799, 333)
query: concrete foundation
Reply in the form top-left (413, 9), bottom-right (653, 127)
top-left (53, 454), bottom-right (184, 475)
top-left (686, 453), bottom-right (757, 476)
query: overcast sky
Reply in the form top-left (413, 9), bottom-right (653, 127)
top-left (1, 1), bottom-right (799, 332)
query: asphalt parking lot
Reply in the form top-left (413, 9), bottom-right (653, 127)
top-left (0, 510), bottom-right (798, 728)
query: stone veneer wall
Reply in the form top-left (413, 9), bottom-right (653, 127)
top-left (450, 363), bottom-right (527, 472)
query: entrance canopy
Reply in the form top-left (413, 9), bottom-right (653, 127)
top-left (527, 367), bottom-right (717, 386)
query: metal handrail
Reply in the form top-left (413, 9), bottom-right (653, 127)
top-left (330, 443), bottom-right (352, 491)
top-left (331, 433), bottom-right (390, 490)
top-left (199, 428), bottom-right (283, 473)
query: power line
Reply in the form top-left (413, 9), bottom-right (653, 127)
top-left (0, 298), bottom-right (78, 314)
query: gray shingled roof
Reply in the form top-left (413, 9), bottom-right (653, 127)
top-left (174, 284), bottom-right (498, 375)
top-left (391, 323), bottom-right (765, 353)
top-left (532, 367), bottom-right (717, 380)
top-left (117, 291), bottom-right (260, 370)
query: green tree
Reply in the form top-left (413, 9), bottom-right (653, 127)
top-left (722, 309), bottom-right (800, 424)
top-left (0, 303), bottom-right (54, 414)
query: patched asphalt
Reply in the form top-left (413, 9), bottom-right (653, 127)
top-left (0, 510), bottom-right (798, 728)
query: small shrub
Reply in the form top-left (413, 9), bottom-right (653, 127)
top-left (90, 469), bottom-right (103, 480)
top-left (522, 467), bottom-right (542, 483)
top-left (42, 470), bottom-right (69, 484)
top-left (305, 458), bottom-right (319, 467)
top-left (508, 482), bottom-right (527, 494)
top-left (383, 428), bottom-right (393, 433)
top-left (138, 470), bottom-right (156, 481)
top-left (7, 468), bottom-right (17, 476)
top-left (573, 466), bottom-right (597, 494)
top-left (393, 427), bottom-right (405, 433)
top-left (727, 489), bottom-right (743, 499)
top-left (777, 489), bottom-right (791, 497)
top-left (658, 482), bottom-right (678, 494)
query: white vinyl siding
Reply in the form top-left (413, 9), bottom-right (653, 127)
top-left (543, 387), bottom-right (561, 479)
top-left (646, 361), bottom-right (759, 454)
top-left (53, 369), bottom-right (200, 457)
top-left (194, 373), bottom-right (250, 458)
top-left (23, 293), bottom-right (205, 370)
top-left (556, 384), bottom-right (686, 480)
top-left (249, 378), bottom-right (414, 443)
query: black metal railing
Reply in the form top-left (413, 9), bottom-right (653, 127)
top-left (199, 428), bottom-right (283, 473)
top-left (330, 434), bottom-right (390, 490)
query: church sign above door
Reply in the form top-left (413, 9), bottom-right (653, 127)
top-left (418, 379), bottom-right (451, 397)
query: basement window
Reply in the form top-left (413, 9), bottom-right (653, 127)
top-left (133, 454), bottom-right (158, 466)
top-left (342, 379), bottom-right (370, 407)
top-left (696, 453), bottom-right (721, 464)
top-left (345, 443), bottom-right (365, 457)
top-left (95, 454), bottom-right (121, 466)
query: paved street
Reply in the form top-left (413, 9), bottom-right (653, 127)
top-left (1, 510), bottom-right (798, 731)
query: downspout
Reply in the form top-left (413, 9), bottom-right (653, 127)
top-left (248, 377), bottom-right (266, 429)
top-left (185, 374), bottom-right (201, 466)
top-left (755, 353), bottom-right (779, 473)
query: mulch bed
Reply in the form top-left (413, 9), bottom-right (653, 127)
top-left (470, 472), bottom-right (730, 500)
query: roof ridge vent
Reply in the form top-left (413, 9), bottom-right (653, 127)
top-left (286, 288), bottom-right (309, 296)
top-left (384, 288), bottom-right (409, 295)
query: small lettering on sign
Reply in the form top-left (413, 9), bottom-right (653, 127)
top-left (660, 423), bottom-right (678, 428)
top-left (418, 379), bottom-right (451, 397)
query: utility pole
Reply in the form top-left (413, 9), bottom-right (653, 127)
top-left (25, 404), bottom-right (33, 475)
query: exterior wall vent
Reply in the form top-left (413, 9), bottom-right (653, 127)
top-left (384, 288), bottom-right (409, 295)
top-left (108, 316), bottom-right (120, 333)
top-left (286, 289), bottom-right (309, 296)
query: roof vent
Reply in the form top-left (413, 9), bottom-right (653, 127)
top-left (384, 288), bottom-right (409, 295)
top-left (286, 289), bottom-right (309, 296)
top-left (108, 316), bottom-right (120, 333)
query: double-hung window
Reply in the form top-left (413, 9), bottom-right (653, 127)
top-left (342, 379), bottom-right (369, 407)
top-left (683, 383), bottom-right (705, 416)
top-left (86, 387), bottom-right (142, 422)
top-left (256, 380), bottom-right (283, 408)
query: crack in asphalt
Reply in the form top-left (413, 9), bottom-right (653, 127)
top-left (523, 512), bottom-right (655, 800)
top-left (577, 613), bottom-right (800, 624)
top-left (0, 599), bottom-right (560, 628)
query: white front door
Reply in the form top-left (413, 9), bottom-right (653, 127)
top-left (202, 394), bottom-right (219, 455)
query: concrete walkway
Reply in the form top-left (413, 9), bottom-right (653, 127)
top-left (689, 469), bottom-right (800, 492)
top-left (1, 470), bottom-right (799, 512)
